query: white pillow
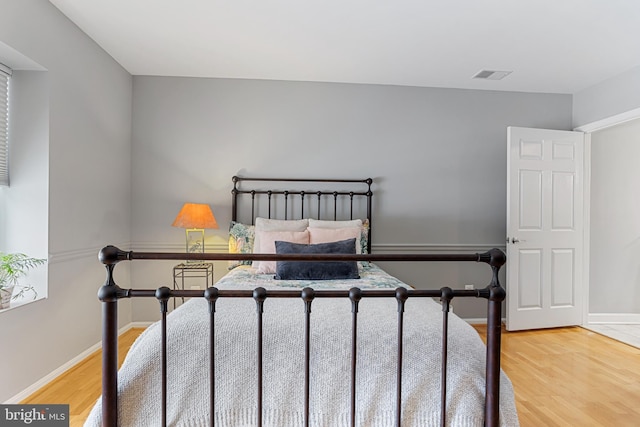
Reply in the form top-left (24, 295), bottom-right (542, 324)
top-left (253, 218), bottom-right (309, 269)
top-left (255, 230), bottom-right (310, 274)
top-left (308, 219), bottom-right (362, 229)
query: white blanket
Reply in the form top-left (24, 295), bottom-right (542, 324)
top-left (85, 265), bottom-right (519, 426)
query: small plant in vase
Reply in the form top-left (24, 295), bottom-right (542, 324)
top-left (0, 252), bottom-right (47, 309)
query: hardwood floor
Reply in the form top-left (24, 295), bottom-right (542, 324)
top-left (21, 326), bottom-right (640, 426)
top-left (20, 328), bottom-right (146, 427)
top-left (473, 325), bottom-right (640, 426)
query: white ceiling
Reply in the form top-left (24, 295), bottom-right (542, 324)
top-left (48, 0), bottom-right (640, 94)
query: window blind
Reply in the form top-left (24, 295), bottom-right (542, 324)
top-left (0, 63), bottom-right (10, 186)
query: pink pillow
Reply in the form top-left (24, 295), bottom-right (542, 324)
top-left (307, 227), bottom-right (361, 254)
top-left (255, 230), bottom-right (310, 274)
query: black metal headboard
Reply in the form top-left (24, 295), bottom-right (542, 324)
top-left (231, 176), bottom-right (373, 253)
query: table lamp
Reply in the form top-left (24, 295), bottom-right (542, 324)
top-left (172, 203), bottom-right (219, 255)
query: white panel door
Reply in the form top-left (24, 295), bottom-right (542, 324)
top-left (506, 127), bottom-right (584, 331)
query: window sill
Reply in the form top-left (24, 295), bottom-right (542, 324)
top-left (0, 295), bottom-right (46, 314)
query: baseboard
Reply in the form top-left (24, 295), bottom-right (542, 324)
top-left (4, 323), bottom-right (138, 404)
top-left (587, 313), bottom-right (640, 325)
top-left (462, 317), bottom-right (506, 325)
top-left (463, 318), bottom-right (487, 325)
top-left (130, 321), bottom-right (154, 328)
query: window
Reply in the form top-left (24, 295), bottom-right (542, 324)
top-left (0, 62), bottom-right (9, 187)
top-left (0, 46), bottom-right (48, 310)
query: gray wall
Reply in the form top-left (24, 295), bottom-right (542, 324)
top-left (572, 65), bottom-right (640, 318)
top-left (573, 65), bottom-right (640, 128)
top-left (131, 76), bottom-right (573, 320)
top-left (590, 118), bottom-right (640, 313)
top-left (0, 0), bottom-right (132, 402)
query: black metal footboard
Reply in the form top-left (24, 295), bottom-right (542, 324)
top-left (97, 246), bottom-right (506, 427)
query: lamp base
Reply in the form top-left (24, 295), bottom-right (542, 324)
top-left (185, 228), bottom-right (205, 260)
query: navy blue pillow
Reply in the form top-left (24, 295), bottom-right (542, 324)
top-left (274, 238), bottom-right (360, 280)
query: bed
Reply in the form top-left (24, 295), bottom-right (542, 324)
top-left (87, 176), bottom-right (519, 427)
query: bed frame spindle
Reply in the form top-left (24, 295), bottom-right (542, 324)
top-left (266, 191), bottom-right (271, 221)
top-left (349, 287), bottom-right (362, 427)
top-left (155, 287), bottom-right (171, 427)
top-left (439, 287), bottom-right (454, 427)
top-left (349, 192), bottom-right (355, 219)
top-left (283, 191), bottom-right (289, 220)
top-left (253, 287), bottom-right (267, 427)
top-left (316, 192), bottom-right (321, 219)
top-left (301, 287), bottom-right (315, 427)
top-left (395, 287), bottom-right (409, 426)
top-left (205, 287), bottom-right (219, 427)
top-left (251, 191), bottom-right (256, 224)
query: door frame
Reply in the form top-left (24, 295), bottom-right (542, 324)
top-left (580, 132), bottom-right (591, 327)
top-left (574, 107), bottom-right (640, 327)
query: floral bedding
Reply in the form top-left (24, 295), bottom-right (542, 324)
top-left (217, 262), bottom-right (408, 291)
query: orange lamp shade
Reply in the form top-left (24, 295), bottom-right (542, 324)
top-left (171, 203), bottom-right (219, 229)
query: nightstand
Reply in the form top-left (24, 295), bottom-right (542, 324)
top-left (172, 262), bottom-right (214, 308)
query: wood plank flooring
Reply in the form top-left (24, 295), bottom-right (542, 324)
top-left (474, 325), bottom-right (640, 426)
top-left (21, 326), bottom-right (640, 426)
top-left (20, 328), bottom-right (145, 427)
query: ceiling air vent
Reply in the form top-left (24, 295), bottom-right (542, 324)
top-left (472, 70), bottom-right (512, 80)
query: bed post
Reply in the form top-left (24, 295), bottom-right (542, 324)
top-left (97, 246), bottom-right (131, 427)
top-left (365, 178), bottom-right (373, 254)
top-left (231, 176), bottom-right (239, 222)
top-left (483, 248), bottom-right (506, 427)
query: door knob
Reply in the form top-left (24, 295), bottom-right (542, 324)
top-left (511, 237), bottom-right (520, 244)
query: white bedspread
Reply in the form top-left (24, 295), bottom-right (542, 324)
top-left (85, 265), bottom-right (519, 426)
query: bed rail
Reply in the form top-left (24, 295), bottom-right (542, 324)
top-left (97, 246), bottom-right (506, 427)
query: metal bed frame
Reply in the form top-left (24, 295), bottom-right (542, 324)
top-left (97, 176), bottom-right (506, 427)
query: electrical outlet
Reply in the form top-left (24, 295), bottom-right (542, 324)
top-left (464, 284), bottom-right (475, 290)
